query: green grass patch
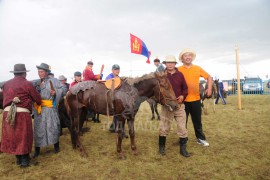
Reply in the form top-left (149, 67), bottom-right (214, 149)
top-left (0, 95), bottom-right (269, 179)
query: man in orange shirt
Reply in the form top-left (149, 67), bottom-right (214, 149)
top-left (178, 49), bottom-right (213, 146)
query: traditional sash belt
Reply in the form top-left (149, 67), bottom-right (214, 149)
top-left (4, 106), bottom-right (30, 113)
top-left (34, 99), bottom-right (54, 114)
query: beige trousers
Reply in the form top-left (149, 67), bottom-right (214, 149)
top-left (159, 104), bottom-right (188, 138)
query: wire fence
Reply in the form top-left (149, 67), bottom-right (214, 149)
top-left (222, 79), bottom-right (270, 95)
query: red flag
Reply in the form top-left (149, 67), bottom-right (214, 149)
top-left (130, 33), bottom-right (151, 64)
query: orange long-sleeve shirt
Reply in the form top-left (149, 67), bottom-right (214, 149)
top-left (178, 65), bottom-right (210, 102)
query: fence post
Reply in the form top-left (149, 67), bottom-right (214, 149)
top-left (235, 45), bottom-right (242, 110)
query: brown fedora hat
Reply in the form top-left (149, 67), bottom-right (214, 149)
top-left (10, 64), bottom-right (30, 73)
top-left (36, 63), bottom-right (51, 72)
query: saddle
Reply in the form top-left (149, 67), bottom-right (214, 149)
top-left (98, 77), bottom-right (121, 90)
top-left (69, 81), bottom-right (97, 95)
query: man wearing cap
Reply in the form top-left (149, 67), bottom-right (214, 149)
top-left (105, 64), bottom-right (120, 80)
top-left (178, 49), bottom-right (213, 147)
top-left (69, 71), bottom-right (82, 89)
top-left (153, 58), bottom-right (165, 72)
top-left (83, 60), bottom-right (101, 81)
top-left (58, 75), bottom-right (69, 95)
top-left (105, 64), bottom-right (121, 132)
top-left (1, 64), bottom-right (41, 167)
top-left (159, 55), bottom-right (190, 157)
top-left (32, 63), bottom-right (64, 158)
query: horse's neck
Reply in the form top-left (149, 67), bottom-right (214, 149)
top-left (133, 78), bottom-right (156, 98)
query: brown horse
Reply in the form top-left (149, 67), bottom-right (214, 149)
top-left (146, 97), bottom-right (160, 120)
top-left (200, 80), bottom-right (219, 115)
top-left (0, 91), bottom-right (3, 109)
top-left (65, 72), bottom-right (178, 158)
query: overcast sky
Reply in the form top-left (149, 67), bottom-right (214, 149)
top-left (0, 0), bottom-right (269, 82)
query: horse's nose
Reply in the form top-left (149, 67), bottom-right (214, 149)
top-left (174, 104), bottom-right (178, 110)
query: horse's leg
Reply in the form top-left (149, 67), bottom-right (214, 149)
top-left (204, 100), bottom-right (209, 115)
top-left (200, 100), bottom-right (204, 115)
top-left (73, 110), bottom-right (88, 157)
top-left (213, 98), bottom-right (216, 113)
top-left (96, 113), bottom-right (101, 123)
top-left (150, 103), bottom-right (155, 120)
top-left (154, 103), bottom-right (160, 120)
top-left (76, 118), bottom-right (88, 157)
top-left (116, 117), bottom-right (125, 159)
top-left (79, 108), bottom-right (87, 135)
top-left (127, 119), bottom-right (138, 155)
top-left (70, 116), bottom-right (77, 149)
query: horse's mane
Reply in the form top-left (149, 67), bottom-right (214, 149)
top-left (122, 72), bottom-right (156, 86)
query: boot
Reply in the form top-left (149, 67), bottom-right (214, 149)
top-left (21, 154), bottom-right (38, 168)
top-left (15, 155), bottom-right (21, 166)
top-left (32, 147), bottom-right (40, 158)
top-left (159, 136), bottom-right (166, 155)
top-left (20, 154), bottom-right (30, 168)
top-left (54, 142), bottom-right (60, 153)
top-left (179, 138), bottom-right (190, 157)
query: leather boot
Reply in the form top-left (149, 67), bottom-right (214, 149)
top-left (20, 154), bottom-right (30, 168)
top-left (15, 155), bottom-right (21, 166)
top-left (159, 136), bottom-right (166, 155)
top-left (54, 142), bottom-right (60, 153)
top-left (21, 154), bottom-right (38, 168)
top-left (32, 147), bottom-right (40, 158)
top-left (179, 138), bottom-right (190, 157)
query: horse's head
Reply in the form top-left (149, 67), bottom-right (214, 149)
top-left (154, 71), bottom-right (178, 112)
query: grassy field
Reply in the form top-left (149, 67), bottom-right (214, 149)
top-left (0, 95), bottom-right (269, 179)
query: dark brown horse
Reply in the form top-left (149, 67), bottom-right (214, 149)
top-left (146, 97), bottom-right (160, 120)
top-left (65, 72), bottom-right (178, 158)
top-left (0, 91), bottom-right (3, 109)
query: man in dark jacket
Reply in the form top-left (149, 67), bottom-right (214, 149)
top-left (158, 55), bottom-right (190, 157)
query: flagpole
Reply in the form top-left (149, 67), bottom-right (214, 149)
top-left (130, 60), bottom-right (132, 77)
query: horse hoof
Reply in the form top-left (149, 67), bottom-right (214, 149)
top-left (118, 153), bottom-right (126, 160)
top-left (132, 150), bottom-right (139, 156)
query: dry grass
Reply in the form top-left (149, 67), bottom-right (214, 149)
top-left (0, 95), bottom-right (270, 179)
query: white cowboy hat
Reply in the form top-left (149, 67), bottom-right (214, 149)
top-left (162, 55), bottom-right (177, 64)
top-left (179, 48), bottom-right (196, 61)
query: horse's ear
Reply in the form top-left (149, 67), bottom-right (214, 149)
top-left (155, 71), bottom-right (165, 78)
top-left (154, 72), bottom-right (160, 78)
